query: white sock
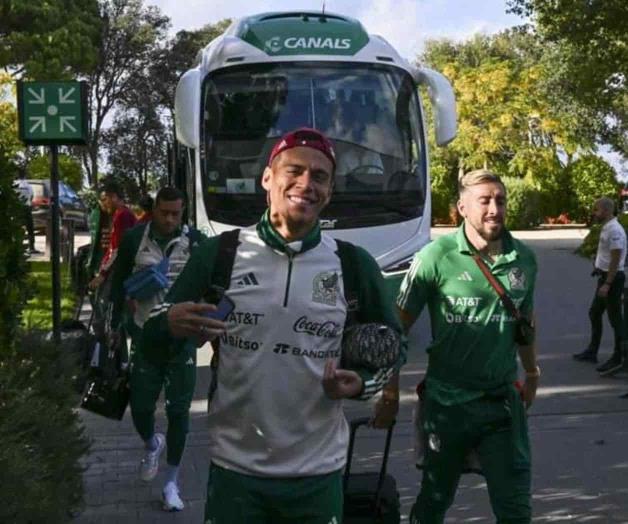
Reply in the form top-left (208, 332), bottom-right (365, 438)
top-left (145, 434), bottom-right (159, 452)
top-left (165, 464), bottom-right (179, 486)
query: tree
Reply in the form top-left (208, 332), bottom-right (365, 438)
top-left (150, 20), bottom-right (231, 118)
top-left (99, 19), bottom-right (231, 196)
top-left (420, 29), bottom-right (601, 223)
top-left (569, 154), bottom-right (619, 222)
top-left (0, 0), bottom-right (100, 79)
top-left (102, 85), bottom-right (167, 195)
top-left (507, 0), bottom-right (628, 156)
top-left (27, 153), bottom-right (83, 191)
top-left (80, 0), bottom-right (169, 186)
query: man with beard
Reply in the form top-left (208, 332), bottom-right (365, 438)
top-left (573, 197), bottom-right (626, 375)
top-left (109, 187), bottom-right (206, 511)
top-left (373, 169), bottom-right (539, 523)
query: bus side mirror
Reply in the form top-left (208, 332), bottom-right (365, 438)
top-left (414, 68), bottom-right (457, 146)
top-left (175, 68), bottom-right (201, 149)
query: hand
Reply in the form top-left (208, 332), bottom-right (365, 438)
top-left (89, 274), bottom-right (105, 290)
top-left (322, 359), bottom-right (363, 400)
top-left (597, 283), bottom-right (610, 298)
top-left (167, 302), bottom-right (227, 344)
top-left (521, 375), bottom-right (538, 409)
top-left (371, 394), bottom-right (399, 428)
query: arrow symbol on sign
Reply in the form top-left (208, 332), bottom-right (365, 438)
top-left (27, 88), bottom-right (45, 104)
top-left (29, 117), bottom-right (46, 133)
top-left (60, 116), bottom-right (77, 132)
top-left (59, 87), bottom-right (76, 104)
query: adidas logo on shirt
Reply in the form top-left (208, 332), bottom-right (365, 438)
top-left (457, 271), bottom-right (473, 281)
top-left (186, 357), bottom-right (194, 366)
top-left (236, 272), bottom-right (259, 287)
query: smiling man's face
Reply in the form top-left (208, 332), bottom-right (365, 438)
top-left (262, 146), bottom-right (334, 240)
top-left (458, 181), bottom-right (507, 241)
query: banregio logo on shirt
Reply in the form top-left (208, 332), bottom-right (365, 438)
top-left (273, 342), bottom-right (340, 359)
top-left (293, 316), bottom-right (341, 338)
top-left (312, 271), bottom-right (339, 305)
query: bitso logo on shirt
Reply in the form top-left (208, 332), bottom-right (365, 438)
top-left (507, 267), bottom-right (526, 290)
top-left (312, 271), bottom-right (339, 305)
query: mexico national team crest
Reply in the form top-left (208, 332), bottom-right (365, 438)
top-left (313, 271), bottom-right (339, 306)
top-left (507, 267), bottom-right (526, 290)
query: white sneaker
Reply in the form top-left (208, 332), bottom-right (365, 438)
top-left (139, 433), bottom-right (165, 482)
top-left (162, 482), bottom-right (184, 511)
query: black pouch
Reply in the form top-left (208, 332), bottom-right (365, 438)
top-left (515, 316), bottom-right (535, 346)
top-left (80, 333), bottom-right (129, 420)
top-left (81, 371), bottom-right (129, 420)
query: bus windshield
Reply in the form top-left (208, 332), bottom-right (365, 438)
top-left (201, 62), bottom-right (426, 228)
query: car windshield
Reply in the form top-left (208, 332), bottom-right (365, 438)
top-left (200, 62), bottom-right (426, 228)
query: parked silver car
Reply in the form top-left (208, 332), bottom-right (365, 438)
top-left (29, 180), bottom-right (89, 231)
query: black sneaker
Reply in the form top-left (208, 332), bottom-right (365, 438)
top-left (573, 349), bottom-right (597, 363)
top-left (597, 355), bottom-right (624, 376)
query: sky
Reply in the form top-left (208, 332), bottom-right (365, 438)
top-left (149, 0), bottom-right (527, 61)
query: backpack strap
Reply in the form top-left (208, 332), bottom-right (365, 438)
top-left (206, 228), bottom-right (240, 413)
top-left (336, 239), bottom-right (361, 328)
top-left (205, 228), bottom-right (241, 303)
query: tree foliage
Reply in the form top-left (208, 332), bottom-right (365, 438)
top-left (27, 153), bottom-right (83, 191)
top-left (0, 0), bottom-right (101, 79)
top-left (420, 28), bottom-right (615, 224)
top-left (569, 154), bottom-right (619, 222)
top-left (80, 0), bottom-right (169, 185)
top-left (507, 0), bottom-right (628, 155)
top-left (151, 20), bottom-right (231, 117)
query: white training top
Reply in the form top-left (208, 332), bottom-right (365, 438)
top-left (595, 217), bottom-right (627, 272)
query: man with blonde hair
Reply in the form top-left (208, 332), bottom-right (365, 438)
top-left (374, 168), bottom-right (539, 523)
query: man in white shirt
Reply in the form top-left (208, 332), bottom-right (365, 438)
top-left (574, 197), bottom-right (627, 376)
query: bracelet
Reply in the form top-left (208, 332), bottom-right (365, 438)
top-left (525, 365), bottom-right (541, 378)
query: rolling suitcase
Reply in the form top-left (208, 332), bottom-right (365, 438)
top-left (343, 417), bottom-right (400, 524)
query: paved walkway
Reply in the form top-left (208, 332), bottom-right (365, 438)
top-left (72, 228), bottom-right (628, 523)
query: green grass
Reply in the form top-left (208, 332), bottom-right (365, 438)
top-left (22, 261), bottom-right (77, 330)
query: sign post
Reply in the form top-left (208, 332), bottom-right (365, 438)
top-left (17, 81), bottom-right (88, 344)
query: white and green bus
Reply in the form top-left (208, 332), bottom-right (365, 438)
top-left (173, 10), bottom-right (456, 281)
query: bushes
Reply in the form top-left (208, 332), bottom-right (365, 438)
top-left (502, 176), bottom-right (542, 230)
top-left (576, 214), bottom-right (628, 259)
top-left (0, 332), bottom-right (89, 524)
top-left (1, 122), bottom-right (88, 523)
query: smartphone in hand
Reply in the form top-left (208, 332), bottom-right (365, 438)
top-left (204, 294), bottom-right (235, 321)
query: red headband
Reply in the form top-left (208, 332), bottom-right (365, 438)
top-left (268, 128), bottom-right (336, 169)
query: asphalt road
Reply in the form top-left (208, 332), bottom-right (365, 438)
top-left (74, 228), bottom-right (628, 523)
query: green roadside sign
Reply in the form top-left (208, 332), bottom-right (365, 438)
top-left (17, 81), bottom-right (88, 145)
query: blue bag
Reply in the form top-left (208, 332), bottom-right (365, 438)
top-left (123, 258), bottom-right (169, 300)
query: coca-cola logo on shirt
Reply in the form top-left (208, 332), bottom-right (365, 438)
top-left (293, 316), bottom-right (342, 338)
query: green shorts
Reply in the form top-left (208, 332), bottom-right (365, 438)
top-left (204, 463), bottom-right (343, 524)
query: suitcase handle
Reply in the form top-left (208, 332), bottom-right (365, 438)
top-left (343, 416), bottom-right (395, 512)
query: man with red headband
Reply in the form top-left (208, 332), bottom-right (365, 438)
top-left (142, 128), bottom-right (406, 523)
